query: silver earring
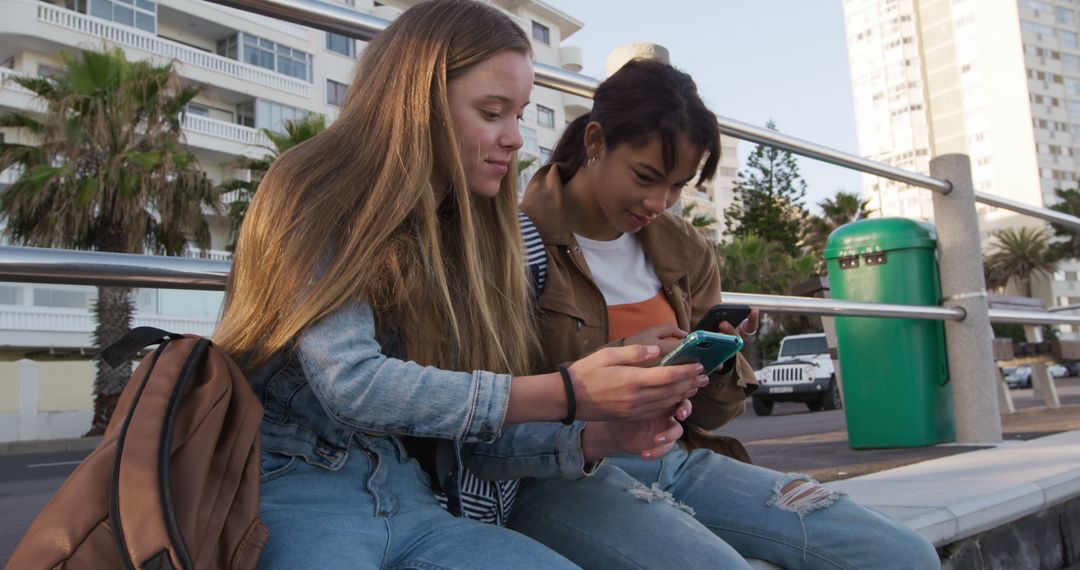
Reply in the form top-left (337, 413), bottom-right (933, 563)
top-left (586, 156), bottom-right (597, 168)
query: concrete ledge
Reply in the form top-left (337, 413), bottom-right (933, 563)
top-left (826, 430), bottom-right (1080, 548)
top-left (0, 436), bottom-right (101, 456)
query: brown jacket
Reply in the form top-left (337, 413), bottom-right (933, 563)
top-left (521, 164), bottom-right (758, 458)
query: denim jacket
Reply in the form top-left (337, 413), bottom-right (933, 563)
top-left (249, 299), bottom-right (593, 494)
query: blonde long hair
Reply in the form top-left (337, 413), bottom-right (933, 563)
top-left (215, 0), bottom-right (538, 375)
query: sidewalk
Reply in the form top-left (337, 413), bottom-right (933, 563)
top-left (746, 404), bottom-right (1080, 568)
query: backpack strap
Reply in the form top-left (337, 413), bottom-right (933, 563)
top-left (109, 335), bottom-right (209, 570)
top-left (101, 327), bottom-right (184, 368)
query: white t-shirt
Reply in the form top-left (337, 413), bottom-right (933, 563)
top-left (574, 232), bottom-right (662, 306)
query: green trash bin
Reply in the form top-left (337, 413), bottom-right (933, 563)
top-left (824, 218), bottom-right (955, 449)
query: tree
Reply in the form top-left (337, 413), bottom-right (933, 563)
top-left (804, 189), bottom-right (874, 271)
top-left (219, 114), bottom-right (326, 250)
top-left (717, 235), bottom-right (818, 363)
top-left (723, 119), bottom-right (808, 257)
top-left (983, 227), bottom-right (1057, 298)
top-left (682, 201), bottom-right (717, 238)
top-left (1048, 187), bottom-right (1080, 262)
top-left (0, 49), bottom-right (219, 434)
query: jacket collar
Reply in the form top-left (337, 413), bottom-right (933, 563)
top-left (520, 162), bottom-right (700, 287)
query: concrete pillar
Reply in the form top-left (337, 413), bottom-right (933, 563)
top-left (996, 368), bottom-right (1016, 415)
top-left (1030, 363), bottom-right (1061, 408)
top-left (18, 359), bottom-right (38, 441)
top-left (930, 154), bottom-right (1003, 444)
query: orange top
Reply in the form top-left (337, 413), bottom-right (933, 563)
top-left (607, 290), bottom-right (678, 342)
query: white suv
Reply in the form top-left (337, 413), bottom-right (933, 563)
top-left (752, 333), bottom-right (841, 416)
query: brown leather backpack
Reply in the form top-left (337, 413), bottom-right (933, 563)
top-left (6, 328), bottom-right (268, 569)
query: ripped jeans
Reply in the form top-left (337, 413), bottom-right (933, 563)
top-left (507, 447), bottom-right (940, 570)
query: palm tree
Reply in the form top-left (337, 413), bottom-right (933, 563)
top-left (682, 201), bottom-right (717, 238)
top-left (0, 49), bottom-right (219, 434)
top-left (718, 234), bottom-right (816, 295)
top-left (804, 190), bottom-right (873, 267)
top-left (219, 113), bottom-right (327, 249)
top-left (983, 227), bottom-right (1057, 297)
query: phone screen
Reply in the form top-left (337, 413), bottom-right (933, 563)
top-left (659, 331), bottom-right (744, 375)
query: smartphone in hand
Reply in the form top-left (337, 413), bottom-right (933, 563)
top-left (694, 304), bottom-right (752, 332)
top-left (659, 331), bottom-right (744, 376)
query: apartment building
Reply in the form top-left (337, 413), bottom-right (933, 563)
top-left (0, 0), bottom-right (585, 441)
top-left (842, 0), bottom-right (1080, 335)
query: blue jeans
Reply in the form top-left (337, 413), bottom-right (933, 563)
top-left (508, 447), bottom-right (940, 570)
top-left (257, 434), bottom-right (580, 569)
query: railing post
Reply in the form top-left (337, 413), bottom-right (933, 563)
top-left (929, 154), bottom-right (1003, 444)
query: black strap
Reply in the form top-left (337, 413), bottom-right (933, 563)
top-left (101, 327), bottom-right (184, 369)
top-left (557, 365), bottom-right (576, 425)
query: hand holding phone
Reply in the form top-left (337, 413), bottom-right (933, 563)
top-left (694, 304), bottom-right (752, 333)
top-left (659, 331), bottom-right (744, 376)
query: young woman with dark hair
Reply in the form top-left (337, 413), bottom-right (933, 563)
top-left (511, 58), bottom-right (941, 570)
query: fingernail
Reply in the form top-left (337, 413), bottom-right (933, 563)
top-left (646, 345), bottom-right (660, 356)
top-left (657, 435), bottom-right (668, 444)
top-left (643, 451), bottom-right (653, 460)
top-left (695, 364), bottom-right (705, 374)
top-left (697, 375), bottom-right (709, 386)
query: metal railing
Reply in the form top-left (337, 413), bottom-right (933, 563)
top-left (3, 0), bottom-right (1078, 443)
top-left (4, 245), bottom-right (1080, 327)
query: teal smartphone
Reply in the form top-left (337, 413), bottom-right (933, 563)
top-left (658, 330), bottom-right (744, 375)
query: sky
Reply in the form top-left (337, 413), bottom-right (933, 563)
top-left (544, 0), bottom-right (862, 214)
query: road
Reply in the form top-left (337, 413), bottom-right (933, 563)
top-left (0, 450), bottom-right (86, 564)
top-left (2, 377), bottom-right (1078, 564)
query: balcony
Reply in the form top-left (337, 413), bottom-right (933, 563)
top-left (2, 67), bottom-right (274, 158)
top-left (4, 0), bottom-right (311, 98)
top-left (181, 114), bottom-right (272, 157)
top-left (0, 305), bottom-right (218, 349)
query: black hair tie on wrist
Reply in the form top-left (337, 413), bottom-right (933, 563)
top-left (556, 364), bottom-right (576, 425)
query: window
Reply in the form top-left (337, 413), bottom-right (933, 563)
top-left (327, 79), bottom-right (348, 107)
top-left (1057, 6), bottom-right (1075, 25)
top-left (89, 0), bottom-right (156, 32)
top-left (220, 34), bottom-right (313, 82)
top-left (33, 288), bottom-right (92, 309)
top-left (539, 146), bottom-right (552, 164)
top-left (1060, 30), bottom-right (1079, 50)
top-left (1067, 77), bottom-right (1080, 96)
top-left (521, 126), bottom-right (539, 156)
top-left (239, 99), bottom-right (308, 133)
top-left (1065, 53), bottom-right (1080, 72)
top-left (185, 103), bottom-right (210, 117)
top-left (326, 32), bottom-right (356, 58)
top-left (537, 104), bottom-right (555, 128)
top-left (532, 21), bottom-right (550, 45)
top-left (0, 286), bottom-right (21, 305)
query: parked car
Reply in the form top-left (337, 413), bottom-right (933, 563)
top-left (1003, 364), bottom-right (1067, 389)
top-left (751, 333), bottom-right (840, 416)
top-left (1003, 365), bottom-right (1032, 389)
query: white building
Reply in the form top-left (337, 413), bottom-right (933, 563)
top-left (843, 0), bottom-right (1080, 335)
top-left (0, 0), bottom-right (585, 441)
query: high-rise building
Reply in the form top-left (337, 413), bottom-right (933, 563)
top-left (843, 0), bottom-right (1080, 333)
top-left (0, 0), bottom-right (584, 441)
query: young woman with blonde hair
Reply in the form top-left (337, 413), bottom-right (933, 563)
top-left (214, 2), bottom-right (705, 567)
top-left (511, 58), bottom-right (941, 569)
